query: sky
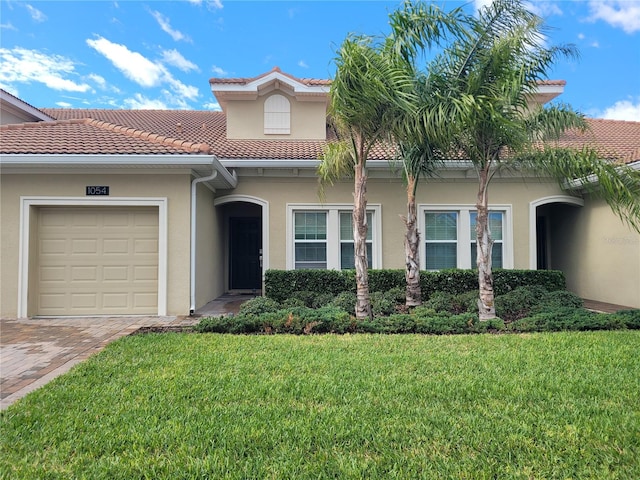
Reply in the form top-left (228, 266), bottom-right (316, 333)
top-left (0, 0), bottom-right (639, 120)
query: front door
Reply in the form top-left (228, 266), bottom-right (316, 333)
top-left (229, 217), bottom-right (262, 290)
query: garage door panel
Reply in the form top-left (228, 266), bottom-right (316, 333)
top-left (70, 266), bottom-right (98, 281)
top-left (134, 238), bottom-right (158, 254)
top-left (134, 265), bottom-right (158, 281)
top-left (41, 239), bottom-right (67, 255)
top-left (134, 293), bottom-right (158, 309)
top-left (36, 207), bottom-right (159, 316)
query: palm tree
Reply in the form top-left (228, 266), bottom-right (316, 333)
top-left (387, 2), bottom-right (467, 307)
top-left (318, 35), bottom-right (414, 321)
top-left (401, 0), bottom-right (640, 319)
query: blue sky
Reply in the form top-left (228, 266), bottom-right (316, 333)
top-left (1, 0), bottom-right (639, 120)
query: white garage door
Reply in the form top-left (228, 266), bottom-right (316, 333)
top-left (36, 206), bottom-right (159, 316)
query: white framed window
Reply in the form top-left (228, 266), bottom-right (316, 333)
top-left (419, 205), bottom-right (512, 270)
top-left (287, 204), bottom-right (381, 270)
top-left (264, 94), bottom-right (290, 134)
top-left (293, 211), bottom-right (327, 269)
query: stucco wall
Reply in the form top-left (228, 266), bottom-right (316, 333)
top-left (218, 174), bottom-right (567, 272)
top-left (549, 197), bottom-right (640, 308)
top-left (225, 93), bottom-right (327, 140)
top-left (0, 171), bottom-right (193, 317)
top-left (194, 182), bottom-right (224, 309)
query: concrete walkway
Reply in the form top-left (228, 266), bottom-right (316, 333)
top-left (1, 294), bottom-right (251, 410)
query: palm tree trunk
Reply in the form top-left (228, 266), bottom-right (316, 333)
top-left (353, 161), bottom-right (372, 321)
top-left (476, 167), bottom-right (496, 320)
top-left (404, 177), bottom-right (421, 307)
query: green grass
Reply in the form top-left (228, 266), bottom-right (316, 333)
top-left (2, 332), bottom-right (639, 479)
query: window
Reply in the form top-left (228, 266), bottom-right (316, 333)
top-left (288, 205), bottom-right (380, 270)
top-left (470, 212), bottom-right (503, 269)
top-left (425, 212), bottom-right (458, 270)
top-left (264, 94), bottom-right (290, 134)
top-left (339, 211), bottom-right (372, 269)
top-left (294, 212), bottom-right (326, 269)
top-left (420, 206), bottom-right (511, 270)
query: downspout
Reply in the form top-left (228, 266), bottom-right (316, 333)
top-left (190, 167), bottom-right (218, 316)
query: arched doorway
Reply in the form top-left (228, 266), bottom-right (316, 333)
top-left (529, 195), bottom-right (584, 270)
top-left (214, 195), bottom-right (269, 293)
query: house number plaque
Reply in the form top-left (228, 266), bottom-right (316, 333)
top-left (86, 186), bottom-right (110, 196)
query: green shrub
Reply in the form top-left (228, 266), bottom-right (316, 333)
top-left (368, 270), bottom-right (405, 293)
top-left (265, 270), bottom-right (352, 303)
top-left (495, 285), bottom-right (548, 323)
top-left (413, 312), bottom-right (476, 335)
top-left (509, 308), bottom-right (626, 333)
top-left (611, 309), bottom-right (640, 329)
top-left (535, 290), bottom-right (584, 312)
top-left (195, 315), bottom-right (262, 334)
top-left (238, 296), bottom-right (280, 316)
top-left (331, 291), bottom-right (357, 315)
top-left (423, 292), bottom-right (455, 313)
top-left (281, 297), bottom-right (306, 309)
top-left (289, 291), bottom-right (317, 308)
top-left (370, 291), bottom-right (397, 317)
top-left (265, 269), bottom-right (566, 302)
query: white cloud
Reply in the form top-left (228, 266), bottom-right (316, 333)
top-left (587, 0), bottom-right (640, 34)
top-left (601, 100), bottom-right (640, 121)
top-left (0, 47), bottom-right (91, 92)
top-left (578, 33), bottom-right (585, 40)
top-left (526, 1), bottom-right (563, 17)
top-left (167, 77), bottom-right (199, 101)
top-left (211, 65), bottom-right (228, 76)
top-left (25, 4), bottom-right (46, 22)
top-left (202, 101), bottom-right (222, 111)
top-left (86, 36), bottom-right (200, 103)
top-left (162, 49), bottom-right (199, 72)
top-left (87, 36), bottom-right (165, 87)
top-left (150, 10), bottom-right (192, 42)
top-left (1, 22), bottom-right (17, 30)
top-left (55, 101), bottom-right (72, 108)
top-left (298, 60), bottom-right (309, 68)
top-left (87, 73), bottom-right (106, 88)
top-left (124, 93), bottom-right (168, 110)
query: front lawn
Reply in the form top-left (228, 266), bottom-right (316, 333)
top-left (1, 332), bottom-right (639, 479)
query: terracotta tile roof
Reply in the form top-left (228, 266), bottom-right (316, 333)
top-left (3, 108), bottom-right (636, 165)
top-left (209, 66), bottom-right (331, 87)
top-left (555, 118), bottom-right (640, 164)
top-left (536, 80), bottom-right (567, 86)
top-left (38, 108), bottom-right (345, 160)
top-left (0, 117), bottom-right (211, 155)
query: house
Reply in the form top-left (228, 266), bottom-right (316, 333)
top-left (1, 67), bottom-right (638, 318)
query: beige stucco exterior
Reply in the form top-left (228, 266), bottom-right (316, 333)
top-left (218, 172), bottom-right (569, 272)
top-left (548, 196), bottom-right (640, 308)
top-left (225, 92), bottom-right (327, 140)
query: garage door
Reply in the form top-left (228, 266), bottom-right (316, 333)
top-left (36, 206), bottom-right (158, 316)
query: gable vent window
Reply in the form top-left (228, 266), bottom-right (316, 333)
top-left (264, 94), bottom-right (291, 134)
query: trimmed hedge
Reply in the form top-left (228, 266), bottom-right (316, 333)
top-left (265, 268), bottom-right (566, 303)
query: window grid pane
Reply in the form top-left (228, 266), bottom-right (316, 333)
top-left (426, 244), bottom-right (457, 270)
top-left (339, 212), bottom-right (372, 241)
top-left (294, 212), bottom-right (326, 240)
top-left (471, 242), bottom-right (503, 269)
top-left (426, 212), bottom-right (457, 241)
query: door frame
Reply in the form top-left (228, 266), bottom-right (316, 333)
top-left (18, 196), bottom-right (168, 317)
